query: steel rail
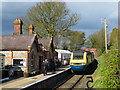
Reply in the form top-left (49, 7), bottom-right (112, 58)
top-left (70, 75), bottom-right (84, 89)
top-left (55, 74), bottom-right (85, 89)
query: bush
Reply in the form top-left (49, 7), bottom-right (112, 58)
top-left (102, 50), bottom-right (120, 88)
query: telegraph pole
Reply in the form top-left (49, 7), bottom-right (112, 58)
top-left (104, 18), bottom-right (107, 53)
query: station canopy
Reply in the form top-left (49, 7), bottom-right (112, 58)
top-left (55, 49), bottom-right (72, 54)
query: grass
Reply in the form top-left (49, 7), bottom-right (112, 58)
top-left (93, 54), bottom-right (106, 88)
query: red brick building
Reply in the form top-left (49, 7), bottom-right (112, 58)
top-left (0, 18), bottom-right (44, 75)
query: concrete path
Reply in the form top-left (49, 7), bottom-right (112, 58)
top-left (1, 66), bottom-right (70, 89)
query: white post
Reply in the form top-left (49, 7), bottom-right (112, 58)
top-left (104, 18), bottom-right (107, 53)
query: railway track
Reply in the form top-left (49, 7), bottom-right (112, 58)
top-left (54, 75), bottom-right (86, 89)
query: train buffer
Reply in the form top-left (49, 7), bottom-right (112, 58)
top-left (1, 66), bottom-right (70, 89)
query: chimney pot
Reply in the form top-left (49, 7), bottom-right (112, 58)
top-left (13, 18), bottom-right (23, 35)
top-left (29, 24), bottom-right (34, 35)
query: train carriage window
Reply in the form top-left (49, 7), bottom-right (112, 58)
top-left (90, 52), bottom-right (94, 60)
top-left (91, 54), bottom-right (92, 61)
top-left (88, 54), bottom-right (91, 63)
top-left (86, 55), bottom-right (88, 63)
top-left (73, 55), bottom-right (83, 59)
top-left (92, 54), bottom-right (94, 61)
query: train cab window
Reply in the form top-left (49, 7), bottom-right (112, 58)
top-left (73, 55), bottom-right (83, 59)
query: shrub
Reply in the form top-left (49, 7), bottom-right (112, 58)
top-left (102, 50), bottom-right (120, 88)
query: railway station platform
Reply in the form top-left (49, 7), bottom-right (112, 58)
top-left (1, 65), bottom-right (70, 89)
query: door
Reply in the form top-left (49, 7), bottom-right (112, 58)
top-left (39, 56), bottom-right (42, 70)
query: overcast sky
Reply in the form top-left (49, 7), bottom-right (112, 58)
top-left (1, 1), bottom-right (118, 38)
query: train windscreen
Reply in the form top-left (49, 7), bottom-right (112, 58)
top-left (73, 55), bottom-right (83, 60)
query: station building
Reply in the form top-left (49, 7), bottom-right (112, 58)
top-left (0, 18), bottom-right (44, 75)
top-left (0, 18), bottom-right (59, 77)
top-left (0, 53), bottom-right (5, 69)
top-left (38, 38), bottom-right (58, 62)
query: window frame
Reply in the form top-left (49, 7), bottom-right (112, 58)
top-left (12, 58), bottom-right (27, 67)
top-left (31, 51), bottom-right (34, 67)
top-left (73, 54), bottom-right (83, 60)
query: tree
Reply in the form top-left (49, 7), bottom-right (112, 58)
top-left (68, 31), bottom-right (86, 51)
top-left (87, 32), bottom-right (98, 48)
top-left (97, 29), bottom-right (105, 51)
top-left (61, 29), bottom-right (72, 50)
top-left (86, 28), bottom-right (108, 52)
top-left (23, 2), bottom-right (79, 41)
top-left (54, 34), bottom-right (61, 48)
top-left (110, 28), bottom-right (118, 49)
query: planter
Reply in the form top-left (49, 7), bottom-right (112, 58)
top-left (17, 71), bottom-right (23, 77)
top-left (1, 69), bottom-right (9, 79)
top-left (24, 73), bottom-right (29, 77)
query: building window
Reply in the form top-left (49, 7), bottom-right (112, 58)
top-left (31, 52), bottom-right (34, 67)
top-left (13, 59), bottom-right (26, 67)
top-left (1, 62), bottom-right (3, 68)
top-left (0, 55), bottom-right (5, 69)
top-left (1, 59), bottom-right (4, 68)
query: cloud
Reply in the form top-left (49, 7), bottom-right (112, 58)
top-left (1, 0), bottom-right (120, 2)
top-left (107, 9), bottom-right (118, 29)
top-left (2, 2), bottom-right (36, 35)
top-left (2, 2), bottom-right (36, 20)
top-left (0, 2), bottom-right (2, 15)
top-left (67, 2), bottom-right (118, 30)
top-left (108, 10), bottom-right (118, 20)
top-left (0, 2), bottom-right (2, 35)
top-left (71, 28), bottom-right (99, 38)
top-left (2, 2), bottom-right (118, 36)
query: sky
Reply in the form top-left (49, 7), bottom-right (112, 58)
top-left (1, 1), bottom-right (118, 38)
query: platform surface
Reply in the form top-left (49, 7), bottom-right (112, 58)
top-left (1, 66), bottom-right (70, 89)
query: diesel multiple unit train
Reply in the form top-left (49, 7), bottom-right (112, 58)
top-left (70, 50), bottom-right (94, 73)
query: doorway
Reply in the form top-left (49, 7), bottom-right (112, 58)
top-left (39, 56), bottom-right (43, 70)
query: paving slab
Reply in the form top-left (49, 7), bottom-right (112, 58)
top-left (1, 66), bottom-right (70, 89)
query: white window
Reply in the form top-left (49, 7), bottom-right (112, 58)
top-left (13, 59), bottom-right (26, 67)
top-left (0, 56), bottom-right (5, 69)
top-left (1, 61), bottom-right (4, 67)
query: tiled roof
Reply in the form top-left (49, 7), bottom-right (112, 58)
top-left (38, 37), bottom-right (51, 51)
top-left (82, 48), bottom-right (96, 52)
top-left (0, 34), bottom-right (36, 50)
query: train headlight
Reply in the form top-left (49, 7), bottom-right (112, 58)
top-left (70, 63), bottom-right (74, 65)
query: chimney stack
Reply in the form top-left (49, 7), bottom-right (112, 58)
top-left (13, 18), bottom-right (23, 35)
top-left (29, 24), bottom-right (34, 35)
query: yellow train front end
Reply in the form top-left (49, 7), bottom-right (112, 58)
top-left (70, 51), bottom-right (88, 72)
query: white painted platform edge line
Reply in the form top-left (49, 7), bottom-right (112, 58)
top-left (20, 68), bottom-right (71, 90)
top-left (21, 68), bottom-right (71, 89)
top-left (0, 77), bottom-right (9, 82)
